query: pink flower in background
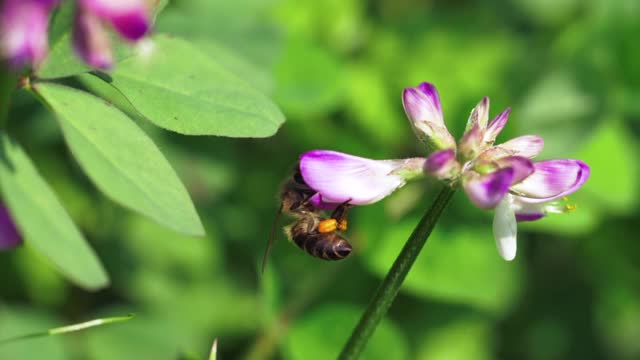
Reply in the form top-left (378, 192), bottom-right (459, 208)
top-left (0, 0), bottom-right (58, 68)
top-left (298, 82), bottom-right (590, 261)
top-left (0, 203), bottom-right (21, 251)
top-left (0, 0), bottom-right (151, 71)
top-left (73, 0), bottom-right (151, 69)
top-left (77, 0), bottom-right (150, 41)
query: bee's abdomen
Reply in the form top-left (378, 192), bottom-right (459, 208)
top-left (292, 233), bottom-right (352, 261)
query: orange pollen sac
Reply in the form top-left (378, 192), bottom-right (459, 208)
top-left (318, 219), bottom-right (338, 233)
top-left (337, 219), bottom-right (348, 231)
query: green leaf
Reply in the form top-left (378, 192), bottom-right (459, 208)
top-left (0, 307), bottom-right (67, 359)
top-left (85, 309), bottom-right (196, 360)
top-left (274, 39), bottom-right (344, 117)
top-left (35, 83), bottom-right (205, 236)
top-left (575, 118), bottom-right (638, 213)
top-left (284, 304), bottom-right (409, 360)
top-left (108, 34), bottom-right (285, 137)
top-left (416, 319), bottom-right (493, 360)
top-left (0, 134), bottom-right (108, 290)
top-left (37, 1), bottom-right (92, 79)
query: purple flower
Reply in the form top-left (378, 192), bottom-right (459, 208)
top-left (296, 82), bottom-right (590, 261)
top-left (453, 96), bottom-right (589, 260)
top-left (0, 203), bottom-right (21, 251)
top-left (73, 0), bottom-right (150, 69)
top-left (0, 0), bottom-right (58, 69)
top-left (299, 150), bottom-right (426, 207)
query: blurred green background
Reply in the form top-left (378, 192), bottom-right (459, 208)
top-left (2, 0), bottom-right (640, 359)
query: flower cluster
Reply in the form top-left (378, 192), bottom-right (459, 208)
top-left (0, 0), bottom-right (150, 70)
top-left (299, 82), bottom-right (590, 261)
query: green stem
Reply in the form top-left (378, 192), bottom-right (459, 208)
top-left (338, 185), bottom-right (456, 360)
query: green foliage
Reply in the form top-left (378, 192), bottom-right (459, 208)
top-left (362, 214), bottom-right (522, 313)
top-left (0, 307), bottom-right (67, 359)
top-left (274, 39), bottom-right (344, 117)
top-left (36, 82), bottom-right (204, 236)
top-left (285, 304), bottom-right (409, 360)
top-left (2, 0), bottom-right (640, 358)
top-left (109, 35), bottom-right (285, 137)
top-left (416, 318), bottom-right (492, 360)
top-left (0, 134), bottom-right (108, 289)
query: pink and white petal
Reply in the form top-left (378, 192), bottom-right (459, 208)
top-left (466, 96), bottom-right (490, 131)
top-left (463, 167), bottom-right (515, 209)
top-left (79, 0), bottom-right (150, 40)
top-left (510, 159), bottom-right (590, 203)
top-left (484, 108), bottom-right (511, 145)
top-left (499, 135), bottom-right (544, 158)
top-left (493, 196), bottom-right (517, 261)
top-left (424, 149), bottom-right (459, 179)
top-left (459, 123), bottom-right (484, 160)
top-left (300, 150), bottom-right (407, 205)
top-left (494, 156), bottom-right (534, 184)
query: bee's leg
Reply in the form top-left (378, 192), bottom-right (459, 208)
top-left (330, 198), bottom-right (353, 222)
top-left (290, 191), bottom-right (318, 212)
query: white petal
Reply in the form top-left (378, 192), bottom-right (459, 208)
top-left (493, 196), bottom-right (517, 261)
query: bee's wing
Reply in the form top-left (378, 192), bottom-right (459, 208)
top-left (261, 203), bottom-right (284, 274)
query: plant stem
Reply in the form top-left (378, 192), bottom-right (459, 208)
top-left (338, 185), bottom-right (456, 360)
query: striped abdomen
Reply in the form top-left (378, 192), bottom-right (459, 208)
top-left (289, 217), bottom-right (352, 260)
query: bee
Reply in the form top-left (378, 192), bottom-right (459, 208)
top-left (261, 165), bottom-right (353, 273)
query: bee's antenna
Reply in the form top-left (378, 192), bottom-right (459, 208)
top-left (261, 202), bottom-right (284, 274)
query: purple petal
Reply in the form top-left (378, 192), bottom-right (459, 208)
top-left (484, 108), bottom-right (510, 145)
top-left (402, 84), bottom-right (442, 121)
top-left (510, 195), bottom-right (546, 222)
top-left (495, 156), bottom-right (534, 184)
top-left (510, 159), bottom-right (590, 203)
top-left (308, 193), bottom-right (339, 211)
top-left (79, 0), bottom-right (150, 41)
top-left (73, 9), bottom-right (113, 69)
top-left (109, 11), bottom-right (149, 40)
top-left (423, 149), bottom-right (459, 179)
top-left (0, 0), bottom-right (52, 68)
top-left (0, 204), bottom-right (22, 251)
top-left (299, 150), bottom-right (407, 205)
top-left (515, 213), bottom-right (545, 222)
top-left (493, 196), bottom-right (517, 261)
top-left (463, 167), bottom-right (515, 209)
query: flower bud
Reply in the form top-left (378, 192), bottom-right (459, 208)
top-left (402, 82), bottom-right (456, 152)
